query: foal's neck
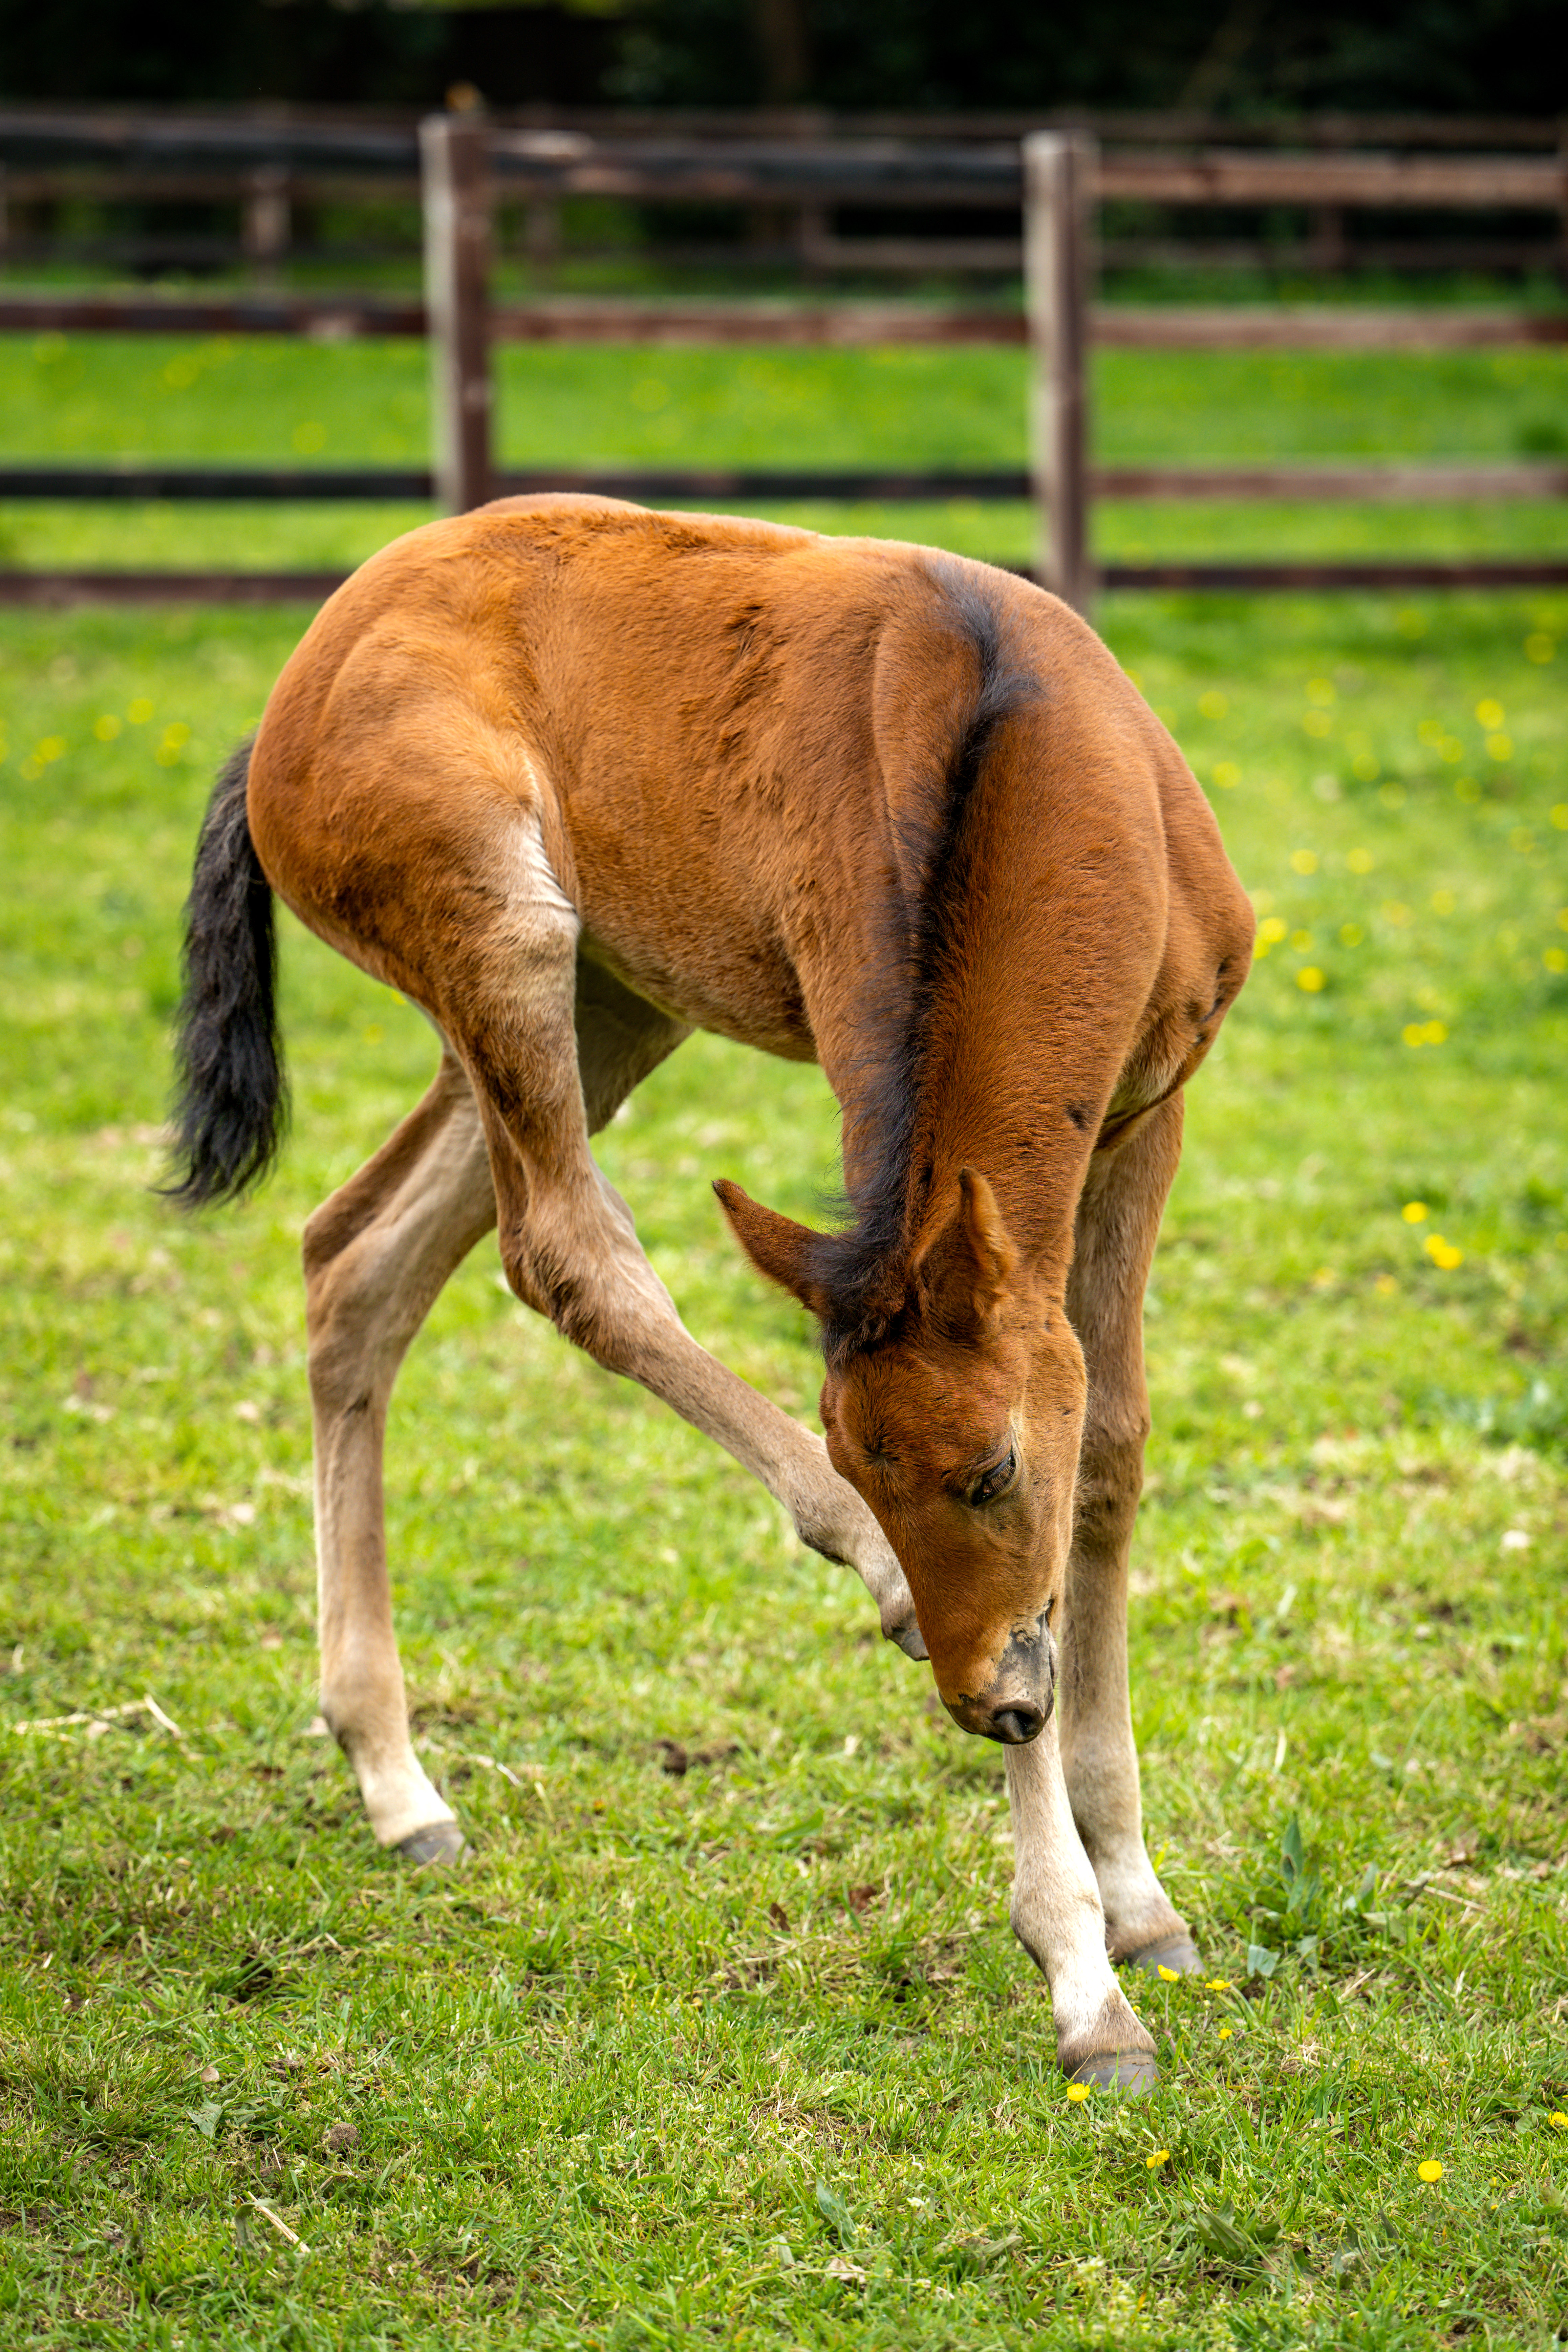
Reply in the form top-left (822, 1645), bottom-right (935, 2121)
top-left (832, 712), bottom-right (1165, 1300)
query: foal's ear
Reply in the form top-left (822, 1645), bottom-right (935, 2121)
top-left (713, 1180), bottom-right (831, 1320)
top-left (911, 1168), bottom-right (1018, 1331)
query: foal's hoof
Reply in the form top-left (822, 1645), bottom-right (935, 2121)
top-left (397, 1820), bottom-right (466, 1867)
top-left (1067, 2049), bottom-right (1159, 2094)
top-left (1125, 1934), bottom-right (1205, 1979)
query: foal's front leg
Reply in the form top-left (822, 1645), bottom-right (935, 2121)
top-left (1059, 1097), bottom-right (1200, 1972)
top-left (454, 860), bottom-right (924, 1661)
top-left (1006, 1724), bottom-right (1156, 2088)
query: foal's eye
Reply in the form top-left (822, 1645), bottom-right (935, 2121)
top-left (969, 1444), bottom-right (1017, 1507)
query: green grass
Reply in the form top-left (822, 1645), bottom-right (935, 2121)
top-left (2, 353), bottom-right (1568, 2344)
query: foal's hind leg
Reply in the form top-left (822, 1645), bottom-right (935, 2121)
top-left (1058, 1095), bottom-right (1201, 1976)
top-left (305, 1051), bottom-right (495, 1858)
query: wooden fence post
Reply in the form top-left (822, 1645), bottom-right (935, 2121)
top-left (1024, 131), bottom-right (1095, 612)
top-left (420, 115), bottom-right (493, 513)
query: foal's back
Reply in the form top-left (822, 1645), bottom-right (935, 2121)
top-left (246, 495), bottom-right (1238, 1095)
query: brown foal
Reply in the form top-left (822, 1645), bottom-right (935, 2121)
top-left (169, 496), bottom-right (1253, 2089)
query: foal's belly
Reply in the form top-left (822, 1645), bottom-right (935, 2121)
top-left (574, 920), bottom-right (819, 1067)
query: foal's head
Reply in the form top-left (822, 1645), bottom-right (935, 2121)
top-left (717, 1169), bottom-right (1082, 1745)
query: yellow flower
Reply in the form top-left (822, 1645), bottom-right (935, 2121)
top-left (1553, 805), bottom-right (1568, 831)
top-left (93, 714), bottom-right (122, 743)
top-left (1417, 2159), bottom-right (1444, 2184)
top-left (1545, 949), bottom-right (1567, 974)
top-left (1347, 846), bottom-right (1374, 873)
top-left (1475, 699), bottom-right (1505, 730)
top-left (1424, 1235), bottom-right (1464, 1270)
top-left (1290, 849), bottom-right (1319, 875)
top-left (1402, 1202), bottom-right (1429, 1222)
top-left (1297, 967), bottom-right (1325, 994)
top-left (1486, 733), bottom-right (1513, 763)
top-left (1403, 1023), bottom-right (1426, 1048)
top-left (1218, 2025), bottom-right (1233, 2042)
top-left (1213, 761), bottom-right (1241, 789)
top-left (1146, 2149), bottom-right (1171, 2169)
top-left (1204, 1978), bottom-right (1231, 1991)
top-left (1548, 2113), bottom-right (1568, 2129)
top-left (128, 698), bottom-right (154, 724)
top-left (1066, 2082), bottom-right (1091, 2103)
top-left (1339, 923), bottom-right (1364, 947)
top-left (1198, 690), bottom-right (1228, 719)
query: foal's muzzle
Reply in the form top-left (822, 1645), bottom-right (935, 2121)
top-left (941, 1620), bottom-right (1057, 1745)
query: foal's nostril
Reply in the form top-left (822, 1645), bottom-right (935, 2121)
top-left (990, 1703), bottom-right (1044, 1745)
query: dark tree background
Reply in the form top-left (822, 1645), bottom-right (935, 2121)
top-left (0, 0), bottom-right (1563, 115)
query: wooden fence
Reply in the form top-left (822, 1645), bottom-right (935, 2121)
top-left (0, 117), bottom-right (1565, 606)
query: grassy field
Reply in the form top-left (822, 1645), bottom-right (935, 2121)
top-left (2, 337), bottom-right (1568, 2347)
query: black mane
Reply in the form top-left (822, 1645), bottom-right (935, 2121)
top-left (809, 565), bottom-right (1040, 1363)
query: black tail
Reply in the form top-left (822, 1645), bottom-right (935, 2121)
top-left (163, 736), bottom-right (288, 1208)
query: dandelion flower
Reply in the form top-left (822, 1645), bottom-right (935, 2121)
top-left (1157, 1963), bottom-right (1181, 1981)
top-left (1417, 2160), bottom-right (1444, 2184)
top-left (1066, 2082), bottom-right (1091, 2103)
top-left (1146, 2149), bottom-right (1171, 2170)
top-left (1297, 967), bottom-right (1325, 994)
top-left (1548, 2113), bottom-right (1568, 2129)
top-left (1204, 1978), bottom-right (1231, 1991)
top-left (1219, 2025), bottom-right (1233, 2042)
top-left (1402, 1202), bottom-right (1429, 1223)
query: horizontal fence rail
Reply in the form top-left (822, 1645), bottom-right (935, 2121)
top-left (3, 462), bottom-right (1564, 504)
top-left (4, 111), bottom-right (1566, 209)
top-left (5, 105), bottom-right (1567, 287)
top-left (6, 292), bottom-right (1568, 352)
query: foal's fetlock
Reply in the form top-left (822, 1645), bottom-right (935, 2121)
top-left (1057, 1990), bottom-right (1158, 2094)
top-left (324, 1705), bottom-right (459, 1857)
